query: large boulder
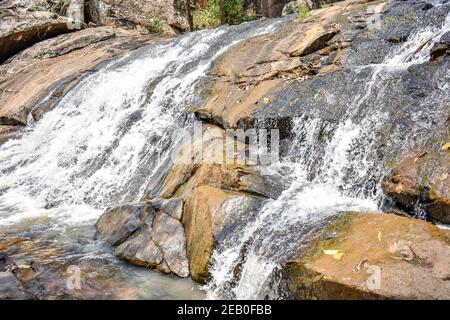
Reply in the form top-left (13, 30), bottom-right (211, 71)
top-left (383, 149), bottom-right (450, 224)
top-left (96, 204), bottom-right (190, 278)
top-left (152, 212), bottom-right (189, 277)
top-left (95, 203), bottom-right (154, 246)
top-left (183, 185), bottom-right (265, 282)
top-left (0, 27), bottom-right (153, 127)
top-left (284, 212), bottom-right (450, 299)
top-left (87, 0), bottom-right (188, 34)
top-left (0, 0), bottom-right (90, 62)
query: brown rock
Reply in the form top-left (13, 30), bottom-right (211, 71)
top-left (0, 27), bottom-right (153, 125)
top-left (284, 212), bottom-right (450, 299)
top-left (143, 125), bottom-right (286, 200)
top-left (182, 185), bottom-right (264, 283)
top-left (382, 150), bottom-right (450, 224)
top-left (193, 0), bottom-right (373, 128)
top-left (95, 203), bottom-right (154, 246)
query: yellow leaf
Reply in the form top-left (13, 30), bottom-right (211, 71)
top-left (442, 143), bottom-right (450, 151)
top-left (323, 249), bottom-right (339, 255)
top-left (333, 252), bottom-right (344, 260)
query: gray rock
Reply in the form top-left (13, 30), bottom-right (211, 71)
top-left (149, 197), bottom-right (184, 220)
top-left (0, 272), bottom-right (33, 300)
top-left (152, 212), bottom-right (190, 277)
top-left (95, 203), bottom-right (154, 246)
top-left (114, 229), bottom-right (163, 267)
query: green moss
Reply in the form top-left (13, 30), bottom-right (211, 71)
top-left (297, 4), bottom-right (311, 21)
top-left (143, 13), bottom-right (165, 34)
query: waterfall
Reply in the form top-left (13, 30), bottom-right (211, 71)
top-left (204, 10), bottom-right (450, 299)
top-left (0, 19), bottom-right (285, 228)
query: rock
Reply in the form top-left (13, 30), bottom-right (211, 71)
top-left (152, 212), bottom-right (190, 277)
top-left (95, 203), bottom-right (155, 246)
top-left (0, 0), bottom-right (88, 62)
top-left (96, 205), bottom-right (190, 277)
top-left (0, 27), bottom-right (153, 125)
top-left (382, 150), bottom-right (450, 224)
top-left (284, 212), bottom-right (450, 299)
top-left (182, 185), bottom-right (265, 282)
top-left (282, 0), bottom-right (341, 16)
top-left (430, 32), bottom-right (450, 61)
top-left (114, 228), bottom-right (164, 268)
top-left (143, 124), bottom-right (287, 200)
top-left (193, 0), bottom-right (370, 129)
top-left (0, 272), bottom-right (34, 299)
top-left (87, 0), bottom-right (188, 34)
top-left (66, 0), bottom-right (85, 24)
top-left (0, 125), bottom-right (18, 144)
top-left (149, 197), bottom-right (184, 220)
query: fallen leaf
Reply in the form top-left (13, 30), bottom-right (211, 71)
top-left (262, 97), bottom-right (271, 105)
top-left (333, 252), bottom-right (344, 260)
top-left (323, 249), bottom-right (339, 255)
top-left (442, 142), bottom-right (450, 151)
top-left (377, 231), bottom-right (382, 242)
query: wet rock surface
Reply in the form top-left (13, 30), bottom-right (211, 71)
top-left (383, 149), bottom-right (450, 224)
top-left (183, 186), bottom-right (265, 282)
top-left (95, 203), bottom-right (155, 245)
top-left (0, 272), bottom-right (34, 300)
top-left (283, 212), bottom-right (450, 299)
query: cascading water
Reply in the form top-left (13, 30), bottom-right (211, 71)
top-left (0, 19), bottom-right (286, 299)
top-left (204, 8), bottom-right (450, 299)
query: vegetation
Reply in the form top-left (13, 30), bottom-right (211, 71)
top-left (297, 4), bottom-right (311, 20)
top-left (192, 0), bottom-right (257, 29)
top-left (144, 13), bottom-right (165, 34)
top-left (193, 1), bottom-right (221, 29)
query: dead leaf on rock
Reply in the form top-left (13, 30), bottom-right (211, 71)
top-left (441, 142), bottom-right (450, 151)
top-left (333, 252), bottom-right (344, 260)
top-left (323, 249), bottom-right (339, 255)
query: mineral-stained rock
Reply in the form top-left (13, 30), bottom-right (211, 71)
top-left (0, 272), bottom-right (34, 300)
top-left (283, 212), bottom-right (450, 299)
top-left (182, 185), bottom-right (265, 282)
top-left (114, 228), bottom-right (163, 268)
top-left (95, 203), bottom-right (154, 246)
top-left (152, 212), bottom-right (189, 277)
top-left (382, 150), bottom-right (450, 224)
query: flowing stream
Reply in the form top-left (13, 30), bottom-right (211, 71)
top-left (0, 19), bottom-right (285, 299)
top-left (0, 2), bottom-right (449, 300)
